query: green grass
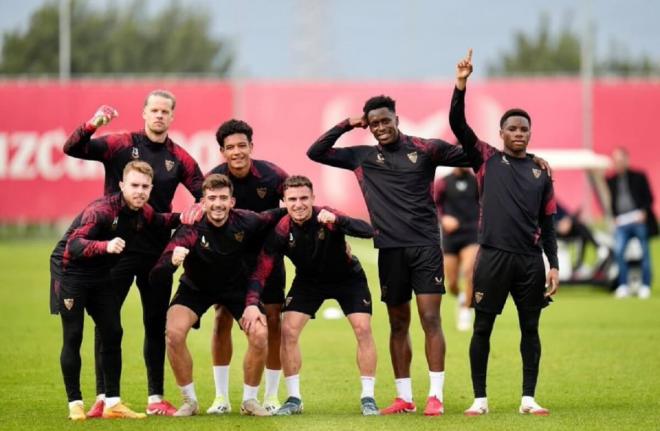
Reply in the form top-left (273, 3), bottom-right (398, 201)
top-left (1, 238), bottom-right (659, 430)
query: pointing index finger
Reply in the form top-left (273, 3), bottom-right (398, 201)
top-left (467, 48), bottom-right (473, 62)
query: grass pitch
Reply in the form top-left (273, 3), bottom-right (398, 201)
top-left (0, 238), bottom-right (659, 430)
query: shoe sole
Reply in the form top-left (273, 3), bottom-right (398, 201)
top-left (519, 407), bottom-right (549, 416)
top-left (380, 408), bottom-right (416, 415)
top-left (146, 409), bottom-right (176, 416)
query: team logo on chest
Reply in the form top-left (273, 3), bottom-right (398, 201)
top-left (407, 151), bottom-right (418, 164)
top-left (63, 298), bottom-right (74, 310)
top-left (200, 235), bottom-right (210, 249)
top-left (234, 231), bottom-right (245, 242)
top-left (532, 168), bottom-right (542, 179)
top-left (165, 160), bottom-right (175, 172)
top-left (288, 232), bottom-right (296, 248)
top-left (376, 152), bottom-right (385, 164)
top-left (111, 216), bottom-right (119, 231)
top-left (318, 228), bottom-right (326, 240)
top-left (501, 155), bottom-right (510, 165)
top-left (456, 180), bottom-right (468, 192)
top-left (256, 187), bottom-right (267, 199)
top-left (131, 147), bottom-right (140, 159)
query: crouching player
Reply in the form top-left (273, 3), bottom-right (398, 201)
top-left (149, 174), bottom-right (285, 417)
top-left (243, 175), bottom-right (380, 416)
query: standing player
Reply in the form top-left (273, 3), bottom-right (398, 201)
top-left (50, 161), bottom-right (181, 420)
top-left (307, 97), bottom-right (474, 416)
top-left (244, 176), bottom-right (379, 416)
top-left (205, 119), bottom-right (288, 414)
top-left (449, 49), bottom-right (559, 416)
top-left (434, 168), bottom-right (479, 331)
top-left (62, 90), bottom-right (204, 416)
top-left (149, 174), bottom-right (285, 417)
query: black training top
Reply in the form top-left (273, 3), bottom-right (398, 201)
top-left (308, 120), bottom-right (472, 249)
top-left (51, 192), bottom-right (179, 280)
top-left (64, 124), bottom-right (203, 252)
top-left (149, 208), bottom-right (285, 295)
top-left (449, 86), bottom-right (558, 268)
top-left (246, 206), bottom-right (373, 306)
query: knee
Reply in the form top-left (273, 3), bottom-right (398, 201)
top-left (63, 325), bottom-right (84, 347)
top-left (280, 323), bottom-right (300, 345)
top-left (389, 316), bottom-right (409, 337)
top-left (419, 311), bottom-right (441, 334)
top-left (165, 327), bottom-right (186, 350)
top-left (353, 322), bottom-right (373, 343)
top-left (248, 325), bottom-right (268, 350)
top-left (519, 318), bottom-right (539, 338)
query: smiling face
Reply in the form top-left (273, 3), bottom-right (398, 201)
top-left (366, 107), bottom-right (400, 146)
top-left (120, 170), bottom-right (153, 210)
top-left (220, 133), bottom-right (253, 177)
top-left (203, 186), bottom-right (235, 227)
top-left (500, 115), bottom-right (531, 157)
top-left (284, 186), bottom-right (314, 224)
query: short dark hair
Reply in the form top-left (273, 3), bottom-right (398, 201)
top-left (500, 108), bottom-right (531, 128)
top-left (283, 175), bottom-right (313, 193)
top-left (215, 119), bottom-right (254, 148)
top-left (363, 95), bottom-right (396, 118)
top-left (202, 173), bottom-right (234, 196)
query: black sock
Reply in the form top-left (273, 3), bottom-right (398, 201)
top-left (469, 310), bottom-right (496, 398)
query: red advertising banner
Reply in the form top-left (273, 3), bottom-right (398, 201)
top-left (1, 78), bottom-right (659, 222)
top-left (0, 80), bottom-right (233, 221)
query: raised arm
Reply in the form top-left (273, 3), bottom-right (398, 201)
top-left (449, 49), bottom-right (480, 151)
top-left (306, 118), bottom-right (367, 170)
top-left (63, 105), bottom-right (120, 160)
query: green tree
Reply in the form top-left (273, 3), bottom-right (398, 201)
top-left (0, 0), bottom-right (233, 76)
top-left (488, 12), bottom-right (658, 77)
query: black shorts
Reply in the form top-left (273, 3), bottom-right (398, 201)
top-left (170, 282), bottom-right (263, 328)
top-left (378, 246), bottom-right (445, 306)
top-left (472, 246), bottom-right (548, 314)
top-left (57, 275), bottom-right (118, 317)
top-left (442, 231), bottom-right (478, 255)
top-left (260, 259), bottom-right (286, 305)
top-left (283, 272), bottom-right (372, 318)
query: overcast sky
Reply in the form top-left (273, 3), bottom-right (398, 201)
top-left (1, 0), bottom-right (658, 79)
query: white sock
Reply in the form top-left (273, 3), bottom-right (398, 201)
top-left (521, 395), bottom-right (535, 406)
top-left (69, 400), bottom-right (83, 408)
top-left (148, 394), bottom-right (163, 404)
top-left (428, 371), bottom-right (445, 401)
top-left (264, 368), bottom-right (281, 398)
top-left (213, 365), bottom-right (230, 398)
top-left (179, 383), bottom-right (197, 402)
top-left (360, 376), bottom-right (375, 398)
top-left (243, 384), bottom-right (259, 401)
top-left (104, 396), bottom-right (120, 408)
top-left (95, 394), bottom-right (105, 402)
top-left (285, 374), bottom-right (301, 399)
top-left (472, 397), bottom-right (488, 408)
top-left (395, 378), bottom-right (413, 402)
